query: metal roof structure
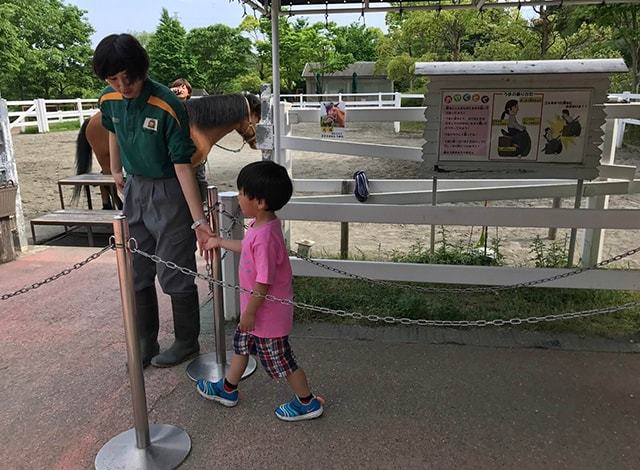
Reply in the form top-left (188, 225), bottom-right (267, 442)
top-left (241, 0), bottom-right (637, 17)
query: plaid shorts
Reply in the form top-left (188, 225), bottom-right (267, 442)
top-left (233, 328), bottom-right (299, 379)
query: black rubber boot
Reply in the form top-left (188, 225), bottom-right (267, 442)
top-left (151, 290), bottom-right (200, 368)
top-left (135, 285), bottom-right (160, 368)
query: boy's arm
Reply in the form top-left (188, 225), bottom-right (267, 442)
top-left (203, 237), bottom-right (242, 253)
top-left (239, 282), bottom-right (269, 332)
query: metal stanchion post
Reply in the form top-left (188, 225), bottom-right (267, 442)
top-left (95, 215), bottom-right (190, 470)
top-left (186, 186), bottom-right (256, 383)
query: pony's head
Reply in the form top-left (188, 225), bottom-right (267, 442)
top-left (185, 92), bottom-right (261, 149)
top-left (238, 92), bottom-right (261, 149)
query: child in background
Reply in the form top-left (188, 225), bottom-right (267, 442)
top-left (196, 160), bottom-right (324, 421)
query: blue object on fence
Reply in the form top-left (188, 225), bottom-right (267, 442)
top-left (353, 170), bottom-right (369, 202)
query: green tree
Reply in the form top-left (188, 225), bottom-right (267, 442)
top-left (331, 23), bottom-right (383, 62)
top-left (0, 0), bottom-right (94, 99)
top-left (186, 24), bottom-right (253, 94)
top-left (0, 3), bottom-right (25, 97)
top-left (572, 4), bottom-right (640, 92)
top-left (147, 9), bottom-right (194, 87)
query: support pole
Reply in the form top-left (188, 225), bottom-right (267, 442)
top-left (95, 215), bottom-right (191, 470)
top-left (430, 176), bottom-right (437, 253)
top-left (271, 0), bottom-right (282, 162)
top-left (547, 197), bottom-right (561, 240)
top-left (566, 179), bottom-right (584, 267)
top-left (340, 180), bottom-right (350, 259)
top-left (186, 186), bottom-right (256, 383)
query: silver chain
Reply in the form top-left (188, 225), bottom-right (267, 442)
top-left (128, 243), bottom-right (640, 327)
top-left (218, 208), bottom-right (640, 295)
top-left (1, 244), bottom-right (113, 300)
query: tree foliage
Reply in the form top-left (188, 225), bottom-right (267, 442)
top-left (0, 0), bottom-right (94, 99)
top-left (147, 9), bottom-right (194, 87)
top-left (186, 24), bottom-right (253, 94)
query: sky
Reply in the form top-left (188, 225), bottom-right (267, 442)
top-left (66, 0), bottom-right (390, 47)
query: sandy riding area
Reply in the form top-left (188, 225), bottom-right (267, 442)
top-left (10, 122), bottom-right (640, 268)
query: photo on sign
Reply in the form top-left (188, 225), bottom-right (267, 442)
top-left (320, 101), bottom-right (346, 139)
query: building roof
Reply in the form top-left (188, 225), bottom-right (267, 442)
top-left (415, 59), bottom-right (628, 76)
top-left (302, 62), bottom-right (385, 78)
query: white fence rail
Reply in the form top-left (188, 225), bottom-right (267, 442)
top-left (251, 97), bottom-right (640, 292)
top-left (6, 98), bottom-right (98, 132)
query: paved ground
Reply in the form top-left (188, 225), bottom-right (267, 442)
top-left (1, 246), bottom-right (639, 469)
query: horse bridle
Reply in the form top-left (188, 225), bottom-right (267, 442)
top-left (214, 95), bottom-right (257, 153)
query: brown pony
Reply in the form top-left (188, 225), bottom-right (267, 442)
top-left (74, 92), bottom-right (261, 209)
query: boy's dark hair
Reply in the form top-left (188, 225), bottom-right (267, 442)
top-left (237, 160), bottom-right (293, 212)
top-left (92, 34), bottom-right (149, 82)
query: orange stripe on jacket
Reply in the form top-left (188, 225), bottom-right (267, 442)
top-left (147, 96), bottom-right (180, 127)
top-left (99, 92), bottom-right (123, 105)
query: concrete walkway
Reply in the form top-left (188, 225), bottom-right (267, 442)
top-left (1, 246), bottom-right (639, 469)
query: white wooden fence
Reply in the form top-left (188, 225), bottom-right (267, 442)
top-left (223, 96), bottom-right (640, 312)
top-left (6, 98), bottom-right (98, 133)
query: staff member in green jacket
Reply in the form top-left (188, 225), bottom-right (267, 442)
top-left (93, 33), bottom-right (213, 368)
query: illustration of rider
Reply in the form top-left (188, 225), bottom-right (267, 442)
top-left (498, 99), bottom-right (531, 157)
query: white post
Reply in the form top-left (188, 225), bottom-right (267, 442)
top-left (35, 98), bottom-right (49, 133)
top-left (613, 118), bottom-right (625, 149)
top-left (271, 0), bottom-right (282, 163)
top-left (77, 98), bottom-right (84, 126)
top-left (279, 102), bottom-right (293, 248)
top-left (378, 92), bottom-right (383, 108)
top-left (394, 92), bottom-right (401, 133)
top-left (582, 117), bottom-right (615, 266)
top-left (219, 191), bottom-right (243, 321)
top-left (299, 93), bottom-right (304, 108)
top-left (0, 99), bottom-right (28, 250)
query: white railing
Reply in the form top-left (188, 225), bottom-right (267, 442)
top-left (6, 98), bottom-right (98, 133)
top-left (281, 92), bottom-right (423, 109)
top-left (608, 92), bottom-right (640, 148)
top-left (250, 99), bottom-right (640, 288)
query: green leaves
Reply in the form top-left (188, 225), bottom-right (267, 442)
top-left (0, 0), bottom-right (94, 99)
top-left (147, 8), bottom-right (194, 88)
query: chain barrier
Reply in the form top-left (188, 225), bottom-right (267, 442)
top-left (1, 244), bottom-right (114, 300)
top-left (127, 243), bottom-right (640, 328)
top-left (217, 206), bottom-right (640, 295)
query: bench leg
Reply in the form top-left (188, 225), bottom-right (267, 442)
top-left (30, 223), bottom-right (37, 245)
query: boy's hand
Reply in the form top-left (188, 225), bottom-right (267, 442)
top-left (239, 312), bottom-right (255, 333)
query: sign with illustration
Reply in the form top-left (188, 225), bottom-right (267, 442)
top-left (439, 90), bottom-right (590, 164)
top-left (320, 101), bottom-right (346, 139)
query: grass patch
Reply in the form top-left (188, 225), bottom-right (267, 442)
top-left (292, 235), bottom-right (640, 338)
top-left (399, 121), bottom-right (424, 133)
top-left (21, 121), bottom-right (80, 134)
top-left (293, 276), bottom-right (640, 338)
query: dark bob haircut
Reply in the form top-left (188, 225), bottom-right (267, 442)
top-left (237, 160), bottom-right (293, 212)
top-left (92, 33), bottom-right (149, 82)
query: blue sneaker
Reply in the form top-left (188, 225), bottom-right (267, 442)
top-left (275, 396), bottom-right (324, 421)
top-left (196, 379), bottom-right (238, 407)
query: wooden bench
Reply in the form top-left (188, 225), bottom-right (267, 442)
top-left (30, 209), bottom-right (121, 246)
top-left (57, 173), bottom-right (117, 210)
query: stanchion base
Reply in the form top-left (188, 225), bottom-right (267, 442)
top-left (95, 424), bottom-right (190, 470)
top-left (186, 351), bottom-right (257, 382)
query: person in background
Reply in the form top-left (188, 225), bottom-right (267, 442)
top-left (93, 34), bottom-right (213, 368)
top-left (169, 77), bottom-right (208, 201)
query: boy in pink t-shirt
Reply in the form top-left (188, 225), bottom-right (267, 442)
top-left (196, 160), bottom-right (323, 421)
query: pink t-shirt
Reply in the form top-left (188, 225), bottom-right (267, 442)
top-left (239, 218), bottom-right (293, 338)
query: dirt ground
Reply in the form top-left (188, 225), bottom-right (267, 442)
top-left (9, 121), bottom-right (640, 268)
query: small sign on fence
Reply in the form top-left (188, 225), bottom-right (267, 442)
top-left (320, 101), bottom-right (346, 139)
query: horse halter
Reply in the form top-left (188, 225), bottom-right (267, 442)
top-left (214, 95), bottom-right (258, 153)
top-left (238, 95), bottom-right (258, 147)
